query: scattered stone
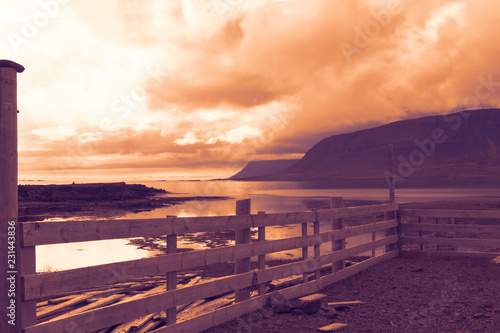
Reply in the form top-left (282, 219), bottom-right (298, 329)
top-left (319, 306), bottom-right (339, 319)
top-left (317, 323), bottom-right (348, 331)
top-left (291, 309), bottom-right (307, 316)
top-left (269, 291), bottom-right (291, 313)
top-left (295, 293), bottom-right (327, 314)
top-left (397, 266), bottom-right (404, 269)
top-left (491, 256), bottom-right (500, 264)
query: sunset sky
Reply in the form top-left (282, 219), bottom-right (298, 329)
top-left (2, 0), bottom-right (500, 181)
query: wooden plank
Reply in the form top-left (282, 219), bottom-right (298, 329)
top-left (37, 294), bottom-right (93, 319)
top-left (401, 223), bottom-right (500, 234)
top-left (400, 236), bottom-right (500, 248)
top-left (46, 294), bottom-right (124, 322)
top-left (177, 296), bottom-right (233, 322)
top-left (327, 301), bottom-right (365, 307)
top-left (402, 250), bottom-right (500, 259)
top-left (150, 251), bottom-right (398, 333)
top-left (399, 209), bottom-right (500, 219)
top-left (23, 219), bottom-right (398, 300)
top-left (24, 236), bottom-right (399, 333)
top-left (318, 323), bottom-right (349, 331)
top-left (110, 313), bottom-right (156, 333)
top-left (23, 271), bottom-right (255, 333)
top-left (21, 204), bottom-right (397, 246)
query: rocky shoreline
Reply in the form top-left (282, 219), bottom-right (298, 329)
top-left (18, 182), bottom-right (230, 221)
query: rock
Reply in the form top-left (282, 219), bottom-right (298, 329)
top-left (291, 309), bottom-right (307, 316)
top-left (269, 291), bottom-right (291, 313)
top-left (319, 306), bottom-right (339, 319)
top-left (294, 293), bottom-right (327, 314)
top-left (412, 268), bottom-right (424, 273)
top-left (472, 313), bottom-right (485, 318)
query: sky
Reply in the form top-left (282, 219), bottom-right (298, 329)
top-left (1, 0), bottom-right (500, 181)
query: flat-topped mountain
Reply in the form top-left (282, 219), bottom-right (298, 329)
top-left (237, 109), bottom-right (500, 187)
top-left (229, 159), bottom-right (300, 180)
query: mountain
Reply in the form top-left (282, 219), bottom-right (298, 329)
top-left (243, 109), bottom-right (500, 187)
top-left (229, 159), bottom-right (300, 180)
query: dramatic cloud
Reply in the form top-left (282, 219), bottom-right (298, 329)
top-left (2, 0), bottom-right (500, 181)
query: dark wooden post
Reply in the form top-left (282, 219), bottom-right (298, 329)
top-left (371, 213), bottom-right (377, 257)
top-left (166, 216), bottom-right (177, 325)
top-left (257, 211), bottom-right (266, 296)
top-left (0, 60), bottom-right (35, 333)
top-left (331, 197), bottom-right (345, 272)
top-left (388, 144), bottom-right (395, 203)
top-left (313, 209), bottom-right (320, 280)
top-left (385, 144), bottom-right (397, 252)
top-left (235, 199), bottom-right (251, 302)
top-left (301, 220), bottom-right (308, 283)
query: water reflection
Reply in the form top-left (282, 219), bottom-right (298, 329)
top-left (35, 181), bottom-right (500, 272)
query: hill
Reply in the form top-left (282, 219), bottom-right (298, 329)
top-left (244, 109), bottom-right (500, 187)
top-left (229, 159), bottom-right (300, 180)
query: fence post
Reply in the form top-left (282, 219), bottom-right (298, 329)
top-left (385, 144), bottom-right (397, 253)
top-left (301, 219), bottom-right (308, 283)
top-left (235, 199), bottom-right (251, 302)
top-left (388, 144), bottom-right (395, 203)
top-left (331, 197), bottom-right (345, 272)
top-left (371, 214), bottom-right (376, 257)
top-left (0, 60), bottom-right (35, 333)
top-left (166, 216), bottom-right (177, 325)
top-left (313, 209), bottom-right (320, 280)
top-left (257, 211), bottom-right (266, 296)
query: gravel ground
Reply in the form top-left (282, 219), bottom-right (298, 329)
top-left (203, 254), bottom-right (500, 333)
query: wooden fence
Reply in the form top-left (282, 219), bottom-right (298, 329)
top-left (399, 208), bottom-right (500, 259)
top-left (17, 199), bottom-right (399, 333)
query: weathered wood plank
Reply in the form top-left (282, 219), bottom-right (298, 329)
top-left (318, 323), bottom-right (349, 331)
top-left (400, 236), bottom-right (500, 248)
top-left (401, 223), bottom-right (500, 234)
top-left (158, 251), bottom-right (398, 333)
top-left (37, 293), bottom-right (95, 319)
top-left (23, 220), bottom-right (398, 300)
top-left (23, 272), bottom-right (255, 333)
top-left (22, 204), bottom-right (397, 246)
top-left (24, 236), bottom-right (399, 333)
top-left (402, 250), bottom-right (500, 259)
top-left (399, 209), bottom-right (500, 219)
top-left (327, 301), bottom-right (365, 307)
top-left (45, 294), bottom-right (124, 322)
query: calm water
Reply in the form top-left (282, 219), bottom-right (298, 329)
top-left (30, 180), bottom-right (500, 272)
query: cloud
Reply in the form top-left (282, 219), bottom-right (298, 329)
top-left (7, 0), bottom-right (500, 180)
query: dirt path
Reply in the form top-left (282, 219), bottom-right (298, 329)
top-left (204, 255), bottom-right (499, 333)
